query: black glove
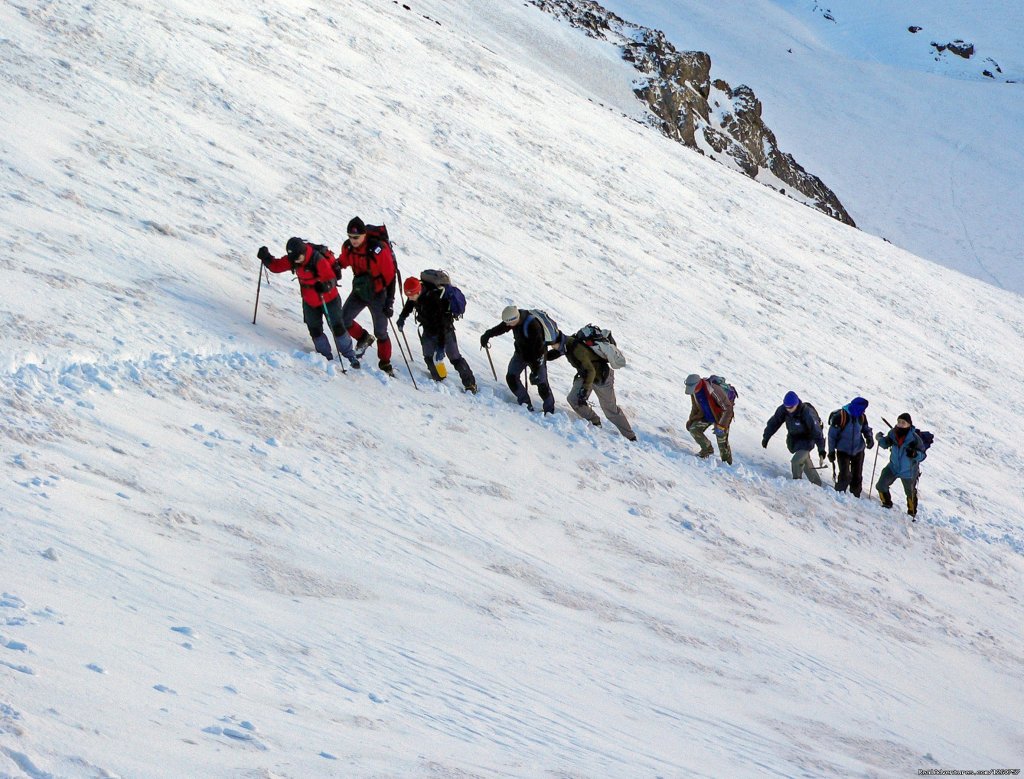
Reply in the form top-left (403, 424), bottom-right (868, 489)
top-left (384, 301), bottom-right (394, 318)
top-left (480, 334), bottom-right (490, 348)
top-left (761, 439), bottom-right (769, 449)
top-left (528, 371), bottom-right (539, 385)
top-left (396, 316), bottom-right (406, 332)
top-left (865, 437), bottom-right (874, 449)
top-left (827, 451), bottom-right (836, 463)
top-left (546, 348), bottom-right (563, 361)
top-left (575, 387), bottom-right (589, 406)
top-left (313, 281), bottom-right (332, 293)
top-left (906, 446), bottom-right (918, 460)
top-left (257, 246), bottom-right (272, 263)
top-left (876, 432), bottom-right (885, 443)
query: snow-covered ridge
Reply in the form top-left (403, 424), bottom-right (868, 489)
top-left (2, 0), bottom-right (1023, 775)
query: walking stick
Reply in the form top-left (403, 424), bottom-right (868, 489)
top-left (389, 318), bottom-right (418, 390)
top-left (870, 417), bottom-right (892, 497)
top-left (484, 343), bottom-right (498, 381)
top-left (252, 263), bottom-right (270, 324)
top-left (317, 293), bottom-right (347, 373)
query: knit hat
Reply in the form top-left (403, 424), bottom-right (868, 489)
top-left (848, 396), bottom-right (869, 417)
top-left (501, 305), bottom-right (520, 325)
top-left (684, 374), bottom-right (701, 395)
top-left (346, 216), bottom-right (366, 236)
top-left (403, 277), bottom-right (422, 297)
top-left (783, 391), bottom-right (800, 408)
top-left (285, 237), bottom-right (306, 262)
top-left (897, 412), bottom-right (913, 425)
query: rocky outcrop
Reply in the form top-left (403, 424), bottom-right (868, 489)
top-left (529, 0), bottom-right (855, 226)
top-left (932, 40), bottom-right (975, 59)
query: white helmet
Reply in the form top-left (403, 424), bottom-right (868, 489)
top-left (501, 305), bottom-right (520, 325)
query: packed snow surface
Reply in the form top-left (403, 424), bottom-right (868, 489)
top-left (1, 1), bottom-right (1022, 777)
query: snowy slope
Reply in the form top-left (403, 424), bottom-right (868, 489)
top-left (2, 1), bottom-right (1024, 777)
top-left (599, 0), bottom-right (1024, 294)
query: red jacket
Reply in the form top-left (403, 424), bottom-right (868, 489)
top-left (339, 238), bottom-right (396, 296)
top-left (265, 245), bottom-right (340, 307)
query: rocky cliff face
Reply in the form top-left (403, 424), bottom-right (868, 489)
top-left (530, 0), bottom-right (856, 227)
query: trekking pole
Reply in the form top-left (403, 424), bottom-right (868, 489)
top-left (252, 263), bottom-right (269, 324)
top-left (389, 318), bottom-right (418, 390)
top-left (869, 417), bottom-right (892, 495)
top-left (484, 343), bottom-right (498, 381)
top-left (318, 293), bottom-right (346, 374)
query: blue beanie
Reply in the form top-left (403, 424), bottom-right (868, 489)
top-left (848, 396), bottom-right (869, 417)
top-left (783, 391), bottom-right (800, 407)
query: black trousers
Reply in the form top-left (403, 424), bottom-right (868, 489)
top-left (835, 450), bottom-right (865, 497)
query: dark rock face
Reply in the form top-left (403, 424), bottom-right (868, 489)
top-left (932, 40), bottom-right (975, 59)
top-left (529, 0), bottom-right (856, 226)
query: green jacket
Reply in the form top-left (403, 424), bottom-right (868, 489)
top-left (564, 336), bottom-right (609, 391)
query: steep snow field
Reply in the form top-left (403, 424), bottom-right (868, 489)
top-left (600, 0), bottom-right (1024, 294)
top-left (1, 1), bottom-right (1023, 777)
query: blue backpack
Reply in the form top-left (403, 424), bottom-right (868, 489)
top-left (444, 285), bottom-right (467, 319)
top-left (523, 309), bottom-right (562, 345)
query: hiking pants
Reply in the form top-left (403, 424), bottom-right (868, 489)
top-left (876, 465), bottom-right (919, 515)
top-left (687, 419), bottom-right (732, 464)
top-left (568, 374), bottom-right (635, 439)
top-left (422, 330), bottom-right (475, 389)
top-left (835, 450), bottom-right (865, 497)
top-left (791, 449), bottom-right (822, 485)
top-left (507, 353), bottom-right (553, 413)
top-left (342, 290), bottom-right (392, 363)
top-left (302, 298), bottom-right (356, 361)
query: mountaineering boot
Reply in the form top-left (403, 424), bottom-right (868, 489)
top-left (590, 418), bottom-right (602, 427)
top-left (354, 332), bottom-right (375, 358)
top-left (378, 359), bottom-right (395, 377)
top-left (697, 448), bottom-right (714, 459)
top-left (464, 383), bottom-right (478, 394)
top-left (878, 489), bottom-right (893, 509)
top-left (348, 357), bottom-right (361, 370)
top-left (626, 433), bottom-right (638, 442)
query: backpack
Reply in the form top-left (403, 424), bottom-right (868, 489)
top-left (419, 269), bottom-right (467, 319)
top-left (523, 309), bottom-right (562, 345)
top-left (575, 324), bottom-right (626, 369)
top-left (310, 244), bottom-right (341, 280)
top-left (803, 403), bottom-right (822, 433)
top-left (707, 375), bottom-right (738, 403)
top-left (364, 223), bottom-right (391, 248)
top-left (917, 430), bottom-right (934, 452)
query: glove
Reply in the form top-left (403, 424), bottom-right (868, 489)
top-left (906, 447), bottom-right (918, 460)
top-left (384, 302), bottom-right (394, 319)
top-left (876, 432), bottom-right (885, 442)
top-left (396, 317), bottom-right (405, 331)
top-left (866, 438), bottom-right (874, 449)
top-left (480, 334), bottom-right (490, 348)
top-left (761, 438), bottom-right (769, 449)
top-left (819, 450), bottom-right (826, 466)
top-left (546, 348), bottom-right (563, 361)
top-left (714, 425), bottom-right (727, 439)
top-left (257, 246), bottom-right (272, 264)
top-left (313, 281), bottom-right (332, 293)
top-left (575, 387), bottom-right (589, 406)
top-left (528, 371), bottom-right (539, 386)
top-left (827, 451), bottom-right (836, 463)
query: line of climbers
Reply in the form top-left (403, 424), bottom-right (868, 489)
top-left (256, 219), bottom-right (930, 520)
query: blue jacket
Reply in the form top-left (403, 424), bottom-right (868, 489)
top-left (878, 426), bottom-right (926, 479)
top-left (763, 403), bottom-right (824, 454)
top-left (827, 406), bottom-right (874, 455)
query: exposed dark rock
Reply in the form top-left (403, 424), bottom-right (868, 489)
top-left (908, 26), bottom-right (923, 34)
top-left (528, 0), bottom-right (856, 226)
top-left (932, 40), bottom-right (975, 59)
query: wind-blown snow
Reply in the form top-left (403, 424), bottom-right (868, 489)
top-left (1, 0), bottom-right (1022, 777)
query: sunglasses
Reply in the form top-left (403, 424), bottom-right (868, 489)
top-left (348, 232), bottom-right (366, 240)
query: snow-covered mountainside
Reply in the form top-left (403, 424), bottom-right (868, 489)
top-left (599, 0), bottom-right (1024, 294)
top-left (2, 1), bottom-right (1023, 777)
